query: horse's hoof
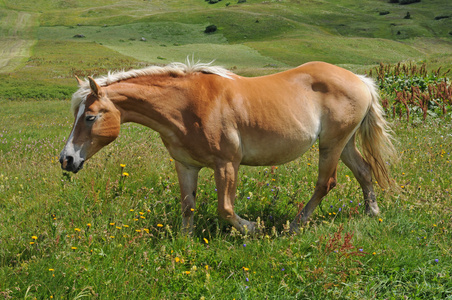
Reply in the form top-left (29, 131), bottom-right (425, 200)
top-left (242, 222), bottom-right (257, 235)
top-left (365, 203), bottom-right (380, 216)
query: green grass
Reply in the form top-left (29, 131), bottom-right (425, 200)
top-left (1, 0), bottom-right (452, 298)
top-left (0, 98), bottom-right (451, 299)
top-left (37, 22), bottom-right (284, 68)
top-left (0, 40), bottom-right (143, 100)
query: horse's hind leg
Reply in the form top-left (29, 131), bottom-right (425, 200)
top-left (340, 134), bottom-right (380, 216)
top-left (290, 145), bottom-right (342, 232)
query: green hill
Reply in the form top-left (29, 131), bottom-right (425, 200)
top-left (0, 0), bottom-right (451, 99)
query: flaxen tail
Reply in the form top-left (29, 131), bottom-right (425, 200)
top-left (357, 75), bottom-right (396, 189)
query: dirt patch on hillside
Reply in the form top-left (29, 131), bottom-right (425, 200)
top-left (0, 11), bottom-right (37, 72)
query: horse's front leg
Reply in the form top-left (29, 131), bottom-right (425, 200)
top-left (214, 161), bottom-right (256, 234)
top-left (175, 161), bottom-right (201, 234)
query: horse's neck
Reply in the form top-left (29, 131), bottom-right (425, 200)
top-left (107, 80), bottom-right (189, 137)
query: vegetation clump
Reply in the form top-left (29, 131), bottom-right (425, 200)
top-left (204, 24), bottom-right (217, 34)
top-left (388, 0), bottom-right (421, 4)
top-left (369, 63), bottom-right (451, 121)
top-left (434, 15), bottom-right (450, 20)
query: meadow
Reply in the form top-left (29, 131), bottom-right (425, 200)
top-left (1, 96), bottom-right (451, 299)
top-left (1, 0), bottom-right (452, 299)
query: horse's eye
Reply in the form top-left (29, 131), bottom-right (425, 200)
top-left (85, 115), bottom-right (97, 122)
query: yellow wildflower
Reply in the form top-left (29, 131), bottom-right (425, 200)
top-left (175, 257), bottom-right (180, 263)
top-left (203, 238), bottom-right (209, 244)
top-left (120, 164), bottom-right (126, 168)
top-left (157, 224), bottom-right (163, 227)
top-left (49, 269), bottom-right (54, 272)
top-left (31, 236), bottom-right (38, 240)
top-left (122, 172), bottom-right (129, 177)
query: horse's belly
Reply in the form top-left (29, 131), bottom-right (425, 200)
top-left (240, 135), bottom-right (316, 166)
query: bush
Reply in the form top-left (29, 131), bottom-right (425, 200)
top-left (399, 0), bottom-right (421, 4)
top-left (388, 0), bottom-right (421, 4)
top-left (204, 25), bottom-right (217, 34)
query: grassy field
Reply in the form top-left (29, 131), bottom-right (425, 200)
top-left (1, 99), bottom-right (451, 299)
top-left (1, 0), bottom-right (452, 299)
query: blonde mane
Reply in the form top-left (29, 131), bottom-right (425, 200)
top-left (71, 61), bottom-right (234, 114)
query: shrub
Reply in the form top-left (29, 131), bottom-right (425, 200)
top-left (434, 15), bottom-right (450, 20)
top-left (388, 0), bottom-right (421, 4)
top-left (204, 25), bottom-right (217, 34)
top-left (399, 0), bottom-right (421, 4)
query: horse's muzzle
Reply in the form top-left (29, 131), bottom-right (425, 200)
top-left (59, 155), bottom-right (85, 173)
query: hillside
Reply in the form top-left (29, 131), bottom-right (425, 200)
top-left (0, 0), bottom-right (451, 99)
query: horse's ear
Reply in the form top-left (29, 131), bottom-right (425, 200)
top-left (88, 76), bottom-right (101, 97)
top-left (75, 76), bottom-right (83, 86)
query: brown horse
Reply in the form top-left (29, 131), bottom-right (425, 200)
top-left (59, 61), bottom-right (395, 234)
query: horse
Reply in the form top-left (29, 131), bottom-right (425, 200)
top-left (59, 61), bottom-right (396, 234)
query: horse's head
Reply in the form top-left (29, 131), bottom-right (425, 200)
top-left (60, 77), bottom-right (121, 173)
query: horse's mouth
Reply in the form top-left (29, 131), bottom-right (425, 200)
top-left (60, 159), bottom-right (85, 173)
top-left (73, 161), bottom-right (84, 173)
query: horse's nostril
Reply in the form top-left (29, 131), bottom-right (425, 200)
top-left (67, 156), bottom-right (74, 165)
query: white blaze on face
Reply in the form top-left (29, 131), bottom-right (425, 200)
top-left (60, 103), bottom-right (86, 168)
